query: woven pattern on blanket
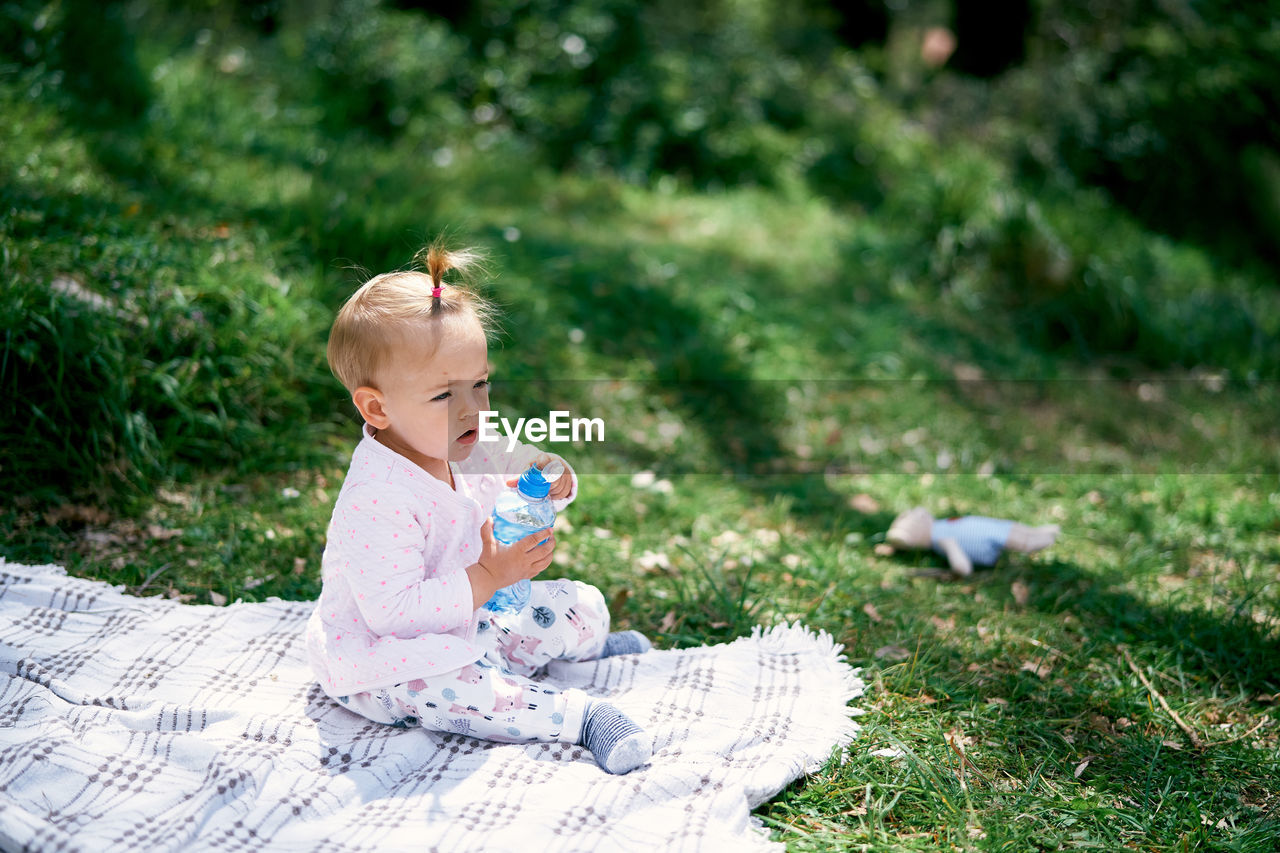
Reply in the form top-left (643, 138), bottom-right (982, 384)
top-left (0, 560), bottom-right (864, 852)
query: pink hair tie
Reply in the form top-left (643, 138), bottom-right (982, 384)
top-left (431, 285), bottom-right (443, 299)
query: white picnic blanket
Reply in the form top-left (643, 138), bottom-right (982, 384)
top-left (0, 560), bottom-right (865, 852)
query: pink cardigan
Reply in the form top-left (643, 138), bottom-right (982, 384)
top-left (306, 425), bottom-right (576, 697)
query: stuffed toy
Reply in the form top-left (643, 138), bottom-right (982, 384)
top-left (885, 506), bottom-right (1060, 576)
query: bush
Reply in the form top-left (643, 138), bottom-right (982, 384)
top-left (296, 0), bottom-right (471, 140)
top-left (0, 222), bottom-right (336, 501)
top-left (921, 166), bottom-right (1280, 376)
top-left (434, 0), bottom-right (840, 186)
top-left (1011, 0), bottom-right (1280, 266)
top-left (2, 0), bottom-right (151, 124)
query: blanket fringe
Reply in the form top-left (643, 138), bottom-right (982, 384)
top-left (742, 621), bottom-right (866, 753)
top-left (0, 559), bottom-right (68, 578)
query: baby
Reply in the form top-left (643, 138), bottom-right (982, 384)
top-left (305, 243), bottom-right (653, 774)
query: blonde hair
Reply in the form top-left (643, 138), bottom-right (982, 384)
top-left (327, 242), bottom-right (498, 392)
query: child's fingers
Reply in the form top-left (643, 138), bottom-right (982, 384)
top-left (516, 534), bottom-right (555, 576)
top-left (514, 529), bottom-right (554, 552)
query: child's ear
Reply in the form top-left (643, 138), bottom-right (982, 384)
top-left (352, 386), bottom-right (390, 428)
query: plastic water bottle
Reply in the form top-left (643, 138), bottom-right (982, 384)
top-left (483, 462), bottom-right (563, 613)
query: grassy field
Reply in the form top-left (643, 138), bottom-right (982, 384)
top-left (3, 7), bottom-right (1279, 850)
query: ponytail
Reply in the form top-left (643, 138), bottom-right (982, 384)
top-left (415, 241), bottom-right (486, 308)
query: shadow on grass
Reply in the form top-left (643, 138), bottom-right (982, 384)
top-left (1021, 557), bottom-right (1280, 696)
top-left (795, 553), bottom-right (1280, 843)
top-left (484, 230), bottom-right (879, 531)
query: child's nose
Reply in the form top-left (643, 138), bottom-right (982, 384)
top-left (454, 385), bottom-right (482, 416)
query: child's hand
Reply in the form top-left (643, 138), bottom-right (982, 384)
top-left (508, 454), bottom-right (572, 500)
top-left (468, 519), bottom-right (555, 609)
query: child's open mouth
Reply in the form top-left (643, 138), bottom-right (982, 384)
top-left (456, 428), bottom-right (478, 445)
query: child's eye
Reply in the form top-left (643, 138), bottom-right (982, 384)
top-left (474, 379), bottom-right (490, 390)
top-left (431, 391), bottom-right (451, 402)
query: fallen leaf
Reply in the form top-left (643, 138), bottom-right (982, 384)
top-left (609, 588), bottom-right (630, 613)
top-left (209, 591), bottom-right (228, 606)
top-left (636, 550), bottom-right (670, 571)
top-left (930, 615), bottom-right (956, 632)
top-left (862, 603), bottom-right (883, 623)
top-left (874, 645), bottom-right (911, 662)
top-left (849, 493), bottom-right (881, 514)
top-left (1020, 659), bottom-right (1052, 678)
top-left (1074, 756), bottom-right (1095, 778)
top-left (710, 530), bottom-right (741, 548)
top-left (45, 504), bottom-right (112, 526)
top-left (1011, 580), bottom-right (1030, 606)
top-left (870, 747), bottom-right (904, 759)
top-left (146, 524), bottom-right (184, 541)
top-left (83, 530), bottom-right (124, 548)
top-left (659, 611), bottom-right (677, 633)
top-left (1087, 713), bottom-right (1112, 733)
top-left (630, 470), bottom-right (656, 489)
top-left (946, 727), bottom-right (975, 752)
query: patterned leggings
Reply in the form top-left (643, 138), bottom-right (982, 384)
top-left (336, 579), bottom-right (610, 743)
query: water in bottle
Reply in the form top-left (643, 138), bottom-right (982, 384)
top-left (483, 462), bottom-right (562, 613)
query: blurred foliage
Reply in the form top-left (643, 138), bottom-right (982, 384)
top-left (444, 0), bottom-right (839, 186)
top-left (1, 0), bottom-right (1278, 503)
top-left (285, 0), bottom-right (845, 187)
top-left (295, 0), bottom-right (470, 138)
top-left (1, 0), bottom-right (151, 123)
top-left (1007, 0), bottom-right (1280, 267)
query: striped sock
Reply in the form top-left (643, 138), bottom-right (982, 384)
top-left (579, 702), bottom-right (652, 774)
top-left (600, 630), bottom-right (652, 658)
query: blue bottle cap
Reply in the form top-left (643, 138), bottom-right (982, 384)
top-left (516, 466), bottom-right (551, 500)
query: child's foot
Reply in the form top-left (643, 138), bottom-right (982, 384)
top-left (580, 702), bottom-right (652, 774)
top-left (599, 630), bottom-right (652, 658)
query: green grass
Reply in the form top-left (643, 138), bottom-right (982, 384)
top-left (3, 9), bottom-right (1279, 851)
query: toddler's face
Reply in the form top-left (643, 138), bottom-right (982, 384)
top-left (370, 321), bottom-right (490, 475)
